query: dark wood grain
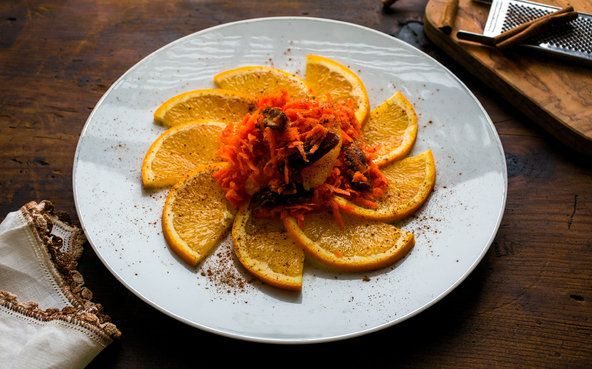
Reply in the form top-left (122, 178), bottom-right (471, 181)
top-left (1, 1), bottom-right (591, 367)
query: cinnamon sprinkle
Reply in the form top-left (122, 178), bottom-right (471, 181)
top-left (199, 241), bottom-right (254, 294)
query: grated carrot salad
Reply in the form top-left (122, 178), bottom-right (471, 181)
top-left (213, 91), bottom-right (387, 227)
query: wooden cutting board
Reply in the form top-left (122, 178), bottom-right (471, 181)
top-left (424, 0), bottom-right (592, 156)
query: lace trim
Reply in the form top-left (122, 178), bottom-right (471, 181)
top-left (15, 200), bottom-right (121, 339)
top-left (0, 291), bottom-right (119, 342)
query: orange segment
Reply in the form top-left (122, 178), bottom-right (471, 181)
top-left (335, 150), bottom-right (436, 222)
top-left (363, 92), bottom-right (418, 167)
top-left (305, 54), bottom-right (370, 124)
top-left (163, 163), bottom-right (235, 266)
top-left (284, 212), bottom-right (415, 272)
top-left (142, 121), bottom-right (225, 188)
top-left (213, 66), bottom-right (309, 99)
top-left (232, 204), bottom-right (304, 291)
top-left (154, 89), bottom-right (254, 127)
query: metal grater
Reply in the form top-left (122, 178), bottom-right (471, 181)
top-left (481, 0), bottom-right (592, 64)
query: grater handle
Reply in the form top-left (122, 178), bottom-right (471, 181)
top-left (456, 31), bottom-right (497, 45)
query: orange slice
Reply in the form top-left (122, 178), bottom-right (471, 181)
top-left (335, 150), bottom-right (435, 222)
top-left (363, 91), bottom-right (418, 167)
top-left (154, 89), bottom-right (254, 127)
top-left (142, 121), bottom-right (225, 188)
top-left (213, 66), bottom-right (309, 99)
top-left (163, 163), bottom-right (235, 266)
top-left (232, 204), bottom-right (304, 291)
top-left (305, 54), bottom-right (370, 124)
top-left (284, 212), bottom-right (414, 272)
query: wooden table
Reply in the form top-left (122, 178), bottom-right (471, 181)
top-left (1, 1), bottom-right (590, 367)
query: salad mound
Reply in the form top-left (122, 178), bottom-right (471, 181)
top-left (213, 91), bottom-right (387, 226)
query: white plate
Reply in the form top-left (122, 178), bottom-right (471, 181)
top-left (73, 17), bottom-right (507, 343)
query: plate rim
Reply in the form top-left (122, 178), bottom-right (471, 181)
top-left (72, 16), bottom-right (508, 344)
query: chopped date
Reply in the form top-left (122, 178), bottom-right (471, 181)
top-left (343, 142), bottom-right (371, 190)
top-left (251, 186), bottom-right (313, 209)
top-left (261, 107), bottom-right (288, 130)
top-left (287, 131), bottom-right (340, 168)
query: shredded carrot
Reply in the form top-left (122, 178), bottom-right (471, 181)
top-left (214, 91), bottom-right (388, 224)
top-left (352, 171), bottom-right (368, 183)
top-left (330, 200), bottom-right (345, 230)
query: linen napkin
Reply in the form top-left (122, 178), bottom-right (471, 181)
top-left (0, 201), bottom-right (120, 369)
